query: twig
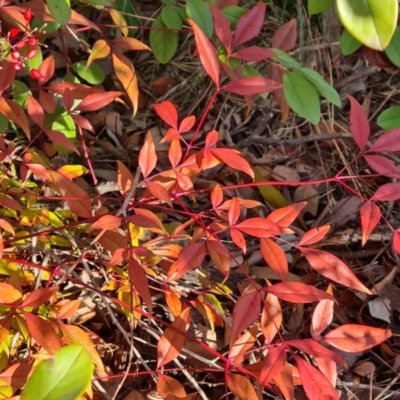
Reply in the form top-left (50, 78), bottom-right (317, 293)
top-left (116, 167), bottom-right (142, 217)
top-left (235, 132), bottom-right (352, 149)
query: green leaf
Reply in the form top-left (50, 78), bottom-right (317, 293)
top-left (385, 27), bottom-right (400, 67)
top-left (222, 6), bottom-right (246, 27)
top-left (186, 0), bottom-right (213, 38)
top-left (377, 106), bottom-right (400, 129)
top-left (283, 70), bottom-right (320, 125)
top-left (308, 0), bottom-right (333, 15)
top-left (299, 68), bottom-right (341, 106)
top-left (271, 48), bottom-right (302, 69)
top-left (47, 0), bottom-right (71, 26)
top-left (23, 46), bottom-right (43, 70)
top-left (162, 6), bottom-right (183, 29)
top-left (72, 61), bottom-right (105, 84)
top-left (114, 0), bottom-right (139, 37)
top-left (31, 19), bottom-right (60, 34)
top-left (13, 81), bottom-right (32, 108)
top-left (52, 114), bottom-right (76, 154)
top-left (340, 29), bottom-right (362, 55)
top-left (336, 0), bottom-right (398, 51)
top-left (79, 0), bottom-right (113, 8)
top-left (150, 15), bottom-right (179, 64)
top-left (21, 345), bottom-right (93, 400)
top-left (0, 113), bottom-right (9, 133)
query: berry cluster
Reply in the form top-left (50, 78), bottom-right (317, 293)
top-left (5, 8), bottom-right (43, 79)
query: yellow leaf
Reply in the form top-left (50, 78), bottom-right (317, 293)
top-left (87, 39), bottom-right (110, 67)
top-left (108, 8), bottom-right (128, 37)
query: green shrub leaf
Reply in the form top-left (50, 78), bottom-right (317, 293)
top-left (162, 6), bottom-right (183, 29)
top-left (340, 29), bottom-right (362, 55)
top-left (377, 106), bottom-right (400, 130)
top-left (150, 15), bottom-right (179, 64)
top-left (308, 0), bottom-right (333, 15)
top-left (72, 61), bottom-right (105, 84)
top-left (47, 0), bottom-right (71, 26)
top-left (385, 27), bottom-right (400, 67)
top-left (186, 0), bottom-right (213, 38)
top-left (283, 70), bottom-right (320, 125)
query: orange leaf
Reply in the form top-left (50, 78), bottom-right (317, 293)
top-left (88, 215), bottom-right (122, 231)
top-left (59, 323), bottom-right (104, 373)
top-left (229, 323), bottom-right (258, 365)
top-left (157, 373), bottom-right (187, 400)
top-left (129, 208), bottom-right (166, 234)
top-left (261, 293), bottom-right (282, 344)
top-left (260, 238), bottom-right (288, 281)
top-left (230, 227), bottom-right (246, 253)
top-left (179, 115), bottom-right (196, 132)
top-left (227, 373), bottom-right (258, 400)
top-left (108, 8), bottom-right (128, 36)
top-left (56, 299), bottom-right (81, 320)
top-left (235, 218), bottom-right (280, 238)
top-left (168, 242), bottom-right (206, 282)
top-left (168, 140), bottom-right (182, 169)
top-left (210, 148), bottom-right (254, 178)
top-left (272, 364), bottom-right (294, 400)
top-left (323, 325), bottom-right (392, 352)
top-left (260, 345), bottom-right (287, 385)
top-left (298, 225), bottom-right (330, 246)
top-left (211, 184), bottom-right (224, 209)
top-left (360, 201), bottom-right (381, 247)
top-left (187, 19), bottom-right (220, 86)
top-left (311, 285), bottom-right (334, 338)
top-left (38, 55), bottom-right (55, 85)
top-left (24, 313), bottom-right (61, 355)
top-left (87, 39), bottom-right (110, 67)
top-left (27, 95), bottom-right (44, 128)
top-left (147, 181), bottom-right (172, 208)
top-left (316, 358), bottom-right (337, 388)
top-left (230, 290), bottom-right (262, 347)
top-left (266, 202), bottom-right (306, 227)
top-left (228, 197), bottom-right (241, 226)
top-left (154, 101), bottom-right (178, 129)
top-left (0, 98), bottom-right (30, 140)
top-left (0, 282), bottom-right (21, 304)
top-left (128, 255), bottom-right (153, 315)
top-left (165, 291), bottom-right (182, 317)
top-left (21, 286), bottom-right (58, 308)
top-left (157, 307), bottom-right (191, 368)
top-left (300, 248), bottom-right (372, 294)
top-left (117, 160), bottom-right (134, 195)
top-left (0, 219), bottom-right (15, 235)
top-left (49, 171), bottom-right (92, 218)
top-left (112, 50), bottom-right (139, 116)
top-left (206, 239), bottom-right (230, 276)
top-left (112, 37), bottom-right (150, 51)
top-left (76, 91), bottom-right (122, 112)
top-left (139, 132), bottom-right (157, 179)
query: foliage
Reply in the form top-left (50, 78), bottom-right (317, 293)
top-left (0, 0), bottom-right (398, 399)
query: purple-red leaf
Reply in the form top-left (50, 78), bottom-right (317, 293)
top-left (210, 4), bottom-right (232, 51)
top-left (272, 18), bottom-right (297, 51)
top-left (364, 154), bottom-right (400, 177)
top-left (265, 282), bottom-right (334, 303)
top-left (368, 128), bottom-right (400, 153)
top-left (231, 46), bottom-right (275, 61)
top-left (371, 182), bottom-right (400, 201)
top-left (232, 2), bottom-right (266, 48)
top-left (222, 77), bottom-right (282, 96)
top-left (347, 95), bottom-right (370, 152)
top-left (360, 201), bottom-right (381, 247)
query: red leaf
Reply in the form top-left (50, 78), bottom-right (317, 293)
top-left (228, 197), bottom-right (241, 226)
top-left (298, 225), bottom-right (330, 246)
top-left (0, 198), bottom-right (22, 212)
top-left (323, 325), bottom-right (392, 352)
top-left (0, 60), bottom-right (16, 93)
top-left (272, 364), bottom-right (294, 400)
top-left (270, 64), bottom-right (290, 123)
top-left (267, 202), bottom-right (306, 227)
top-left (207, 239), bottom-right (230, 276)
top-left (222, 77), bottom-right (282, 96)
top-left (231, 290), bottom-right (262, 347)
top-left (260, 238), bottom-right (288, 281)
top-left (24, 312), bottom-right (61, 355)
top-left (210, 4), bottom-right (233, 51)
top-left (88, 215), bottom-right (122, 231)
top-left (157, 307), bottom-right (191, 368)
top-left (260, 345), bottom-right (287, 385)
top-left (363, 154), bottom-right (400, 177)
top-left (227, 373), bottom-right (258, 400)
top-left (272, 18), bottom-right (297, 51)
top-left (0, 98), bottom-right (30, 140)
top-left (147, 181), bottom-right (172, 208)
top-left (393, 230), bottom-right (400, 255)
top-left (154, 101), bottom-right (178, 130)
top-left (27, 95), bottom-right (44, 128)
top-left (360, 201), bottom-right (381, 246)
top-left (300, 248), bottom-right (372, 294)
top-left (290, 339), bottom-right (346, 366)
top-left (231, 46), bottom-right (275, 61)
top-left (38, 55), bottom-right (55, 85)
top-left (311, 285), bottom-right (334, 337)
top-left (128, 255), bottom-right (153, 315)
top-left (266, 282), bottom-right (334, 303)
top-left (371, 182), bottom-right (400, 201)
top-left (229, 324), bottom-right (258, 364)
top-left (167, 242), bottom-right (206, 282)
top-left (129, 208), bottom-right (166, 234)
top-left (261, 293), bottom-right (282, 344)
top-left (235, 218), bottom-right (280, 238)
top-left (71, 114), bottom-right (94, 132)
top-left (63, 87), bottom-right (74, 111)
top-left (369, 128), bottom-right (400, 152)
top-left (210, 148), bottom-right (254, 177)
top-left (295, 355), bottom-right (339, 400)
top-left (45, 130), bottom-right (79, 154)
top-left (347, 95), bottom-right (370, 152)
top-left (39, 89), bottom-right (56, 114)
top-left (232, 2), bottom-right (266, 48)
top-left (188, 19), bottom-right (220, 86)
top-left (0, 363), bottom-right (32, 389)
top-left (179, 115), bottom-right (196, 132)
top-left (76, 91), bottom-right (121, 112)
top-left (211, 184), bottom-right (224, 209)
top-left (230, 227), bottom-right (247, 253)
top-left (316, 358), bottom-right (337, 388)
top-left (157, 373), bottom-right (187, 399)
top-left (139, 132), bottom-right (157, 179)
top-left (21, 287), bottom-right (58, 308)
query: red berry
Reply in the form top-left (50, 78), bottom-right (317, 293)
top-left (30, 69), bottom-right (43, 79)
top-left (15, 40), bottom-right (27, 49)
top-left (23, 8), bottom-right (32, 22)
top-left (26, 49), bottom-right (37, 59)
top-left (9, 27), bottom-right (20, 38)
top-left (11, 51), bottom-right (20, 60)
top-left (28, 37), bottom-right (38, 46)
top-left (13, 63), bottom-right (22, 71)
